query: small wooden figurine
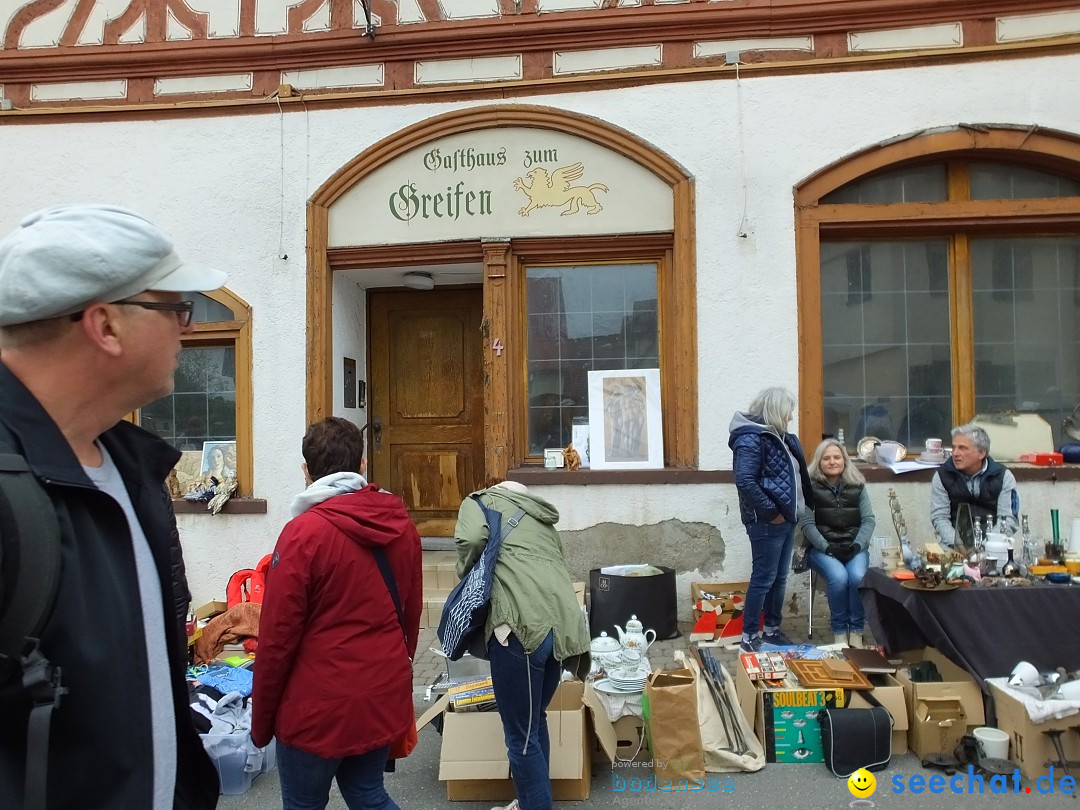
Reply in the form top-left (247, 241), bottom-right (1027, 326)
top-left (563, 442), bottom-right (582, 471)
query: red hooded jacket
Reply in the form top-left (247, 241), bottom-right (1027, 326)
top-left (251, 484), bottom-right (422, 757)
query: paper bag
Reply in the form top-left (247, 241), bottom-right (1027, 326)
top-left (642, 668), bottom-right (705, 788)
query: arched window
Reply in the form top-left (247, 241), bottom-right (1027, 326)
top-left (139, 288), bottom-right (253, 496)
top-left (796, 127), bottom-right (1080, 454)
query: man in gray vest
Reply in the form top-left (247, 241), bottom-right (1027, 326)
top-left (930, 423), bottom-right (1018, 548)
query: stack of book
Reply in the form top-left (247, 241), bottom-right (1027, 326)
top-left (448, 677), bottom-right (497, 712)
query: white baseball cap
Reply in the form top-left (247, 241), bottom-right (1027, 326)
top-left (0, 204), bottom-right (227, 327)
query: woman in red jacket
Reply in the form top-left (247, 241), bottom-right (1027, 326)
top-left (252, 417), bottom-right (422, 810)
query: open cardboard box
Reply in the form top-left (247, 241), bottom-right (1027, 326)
top-left (848, 673), bottom-right (910, 755)
top-left (908, 696), bottom-right (966, 760)
top-left (583, 681), bottom-right (648, 764)
top-left (424, 680), bottom-right (590, 801)
top-left (689, 581), bottom-right (748, 621)
top-left (734, 660), bottom-right (844, 763)
top-left (989, 680), bottom-right (1080, 781)
top-left (894, 648), bottom-right (985, 731)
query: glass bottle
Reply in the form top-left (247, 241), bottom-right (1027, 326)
top-left (1020, 514), bottom-right (1038, 570)
top-left (1002, 543), bottom-right (1020, 578)
top-left (836, 428), bottom-right (846, 449)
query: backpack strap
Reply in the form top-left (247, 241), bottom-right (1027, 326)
top-left (0, 426), bottom-right (65, 810)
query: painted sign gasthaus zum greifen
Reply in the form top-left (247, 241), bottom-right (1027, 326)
top-left (328, 127), bottom-right (673, 247)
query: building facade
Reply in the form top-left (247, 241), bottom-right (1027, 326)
top-left (2, 0), bottom-right (1079, 608)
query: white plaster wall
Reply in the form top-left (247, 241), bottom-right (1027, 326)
top-left (333, 276), bottom-right (368, 423)
top-left (2, 53), bottom-right (1079, 601)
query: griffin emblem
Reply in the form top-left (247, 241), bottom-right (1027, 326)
top-left (513, 162), bottom-right (609, 217)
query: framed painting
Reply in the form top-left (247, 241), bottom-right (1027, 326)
top-left (587, 369), bottom-right (663, 470)
top-left (201, 440), bottom-right (237, 480)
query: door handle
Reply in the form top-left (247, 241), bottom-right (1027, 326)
top-left (372, 417), bottom-right (382, 449)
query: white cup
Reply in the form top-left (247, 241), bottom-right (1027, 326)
top-left (1009, 661), bottom-right (1041, 688)
top-left (925, 438), bottom-right (943, 453)
top-left (1058, 680), bottom-right (1080, 701)
top-left (973, 727), bottom-right (1010, 761)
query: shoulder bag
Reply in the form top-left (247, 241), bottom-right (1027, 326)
top-left (371, 546), bottom-right (417, 762)
top-left (818, 691), bottom-right (892, 777)
top-left (437, 495), bottom-right (526, 661)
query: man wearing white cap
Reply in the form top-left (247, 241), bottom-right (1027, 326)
top-left (0, 205), bottom-right (227, 809)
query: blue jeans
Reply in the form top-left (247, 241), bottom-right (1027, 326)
top-left (808, 547), bottom-right (869, 633)
top-left (488, 630), bottom-right (561, 810)
top-left (277, 742), bottom-right (398, 810)
top-left (742, 521), bottom-right (796, 636)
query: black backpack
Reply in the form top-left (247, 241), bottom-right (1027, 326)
top-left (0, 426), bottom-right (65, 810)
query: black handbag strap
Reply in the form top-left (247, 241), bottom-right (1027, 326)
top-left (371, 548), bottom-right (407, 646)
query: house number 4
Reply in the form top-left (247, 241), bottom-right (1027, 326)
top-left (492, 338), bottom-right (504, 356)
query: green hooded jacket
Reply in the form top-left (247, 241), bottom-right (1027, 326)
top-left (454, 486), bottom-right (590, 678)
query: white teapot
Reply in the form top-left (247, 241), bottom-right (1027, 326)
top-left (614, 615), bottom-right (656, 654)
top-left (589, 631), bottom-right (623, 673)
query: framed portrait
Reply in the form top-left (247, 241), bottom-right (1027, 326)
top-left (200, 440), bottom-right (237, 479)
top-left (587, 369), bottom-right (663, 470)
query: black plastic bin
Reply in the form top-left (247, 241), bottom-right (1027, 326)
top-left (588, 566), bottom-right (679, 641)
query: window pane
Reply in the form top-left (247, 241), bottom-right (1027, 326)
top-left (971, 236), bottom-right (1080, 447)
top-left (191, 292), bottom-right (234, 324)
top-left (525, 263), bottom-right (658, 456)
top-left (820, 240), bottom-right (953, 450)
top-left (141, 345), bottom-right (237, 451)
top-left (970, 163), bottom-right (1080, 200)
top-left (822, 164), bottom-right (948, 205)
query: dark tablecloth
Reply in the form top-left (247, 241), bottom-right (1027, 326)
top-left (860, 567), bottom-right (1080, 723)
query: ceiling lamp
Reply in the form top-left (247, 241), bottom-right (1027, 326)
top-left (402, 272), bottom-right (435, 290)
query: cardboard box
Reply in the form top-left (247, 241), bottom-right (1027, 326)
top-left (734, 661), bottom-right (844, 763)
top-left (583, 682), bottom-right (649, 764)
top-left (438, 680), bottom-right (590, 801)
top-left (894, 648), bottom-right (985, 731)
top-left (990, 680), bottom-right (1080, 781)
top-left (690, 581), bottom-right (748, 622)
top-left (194, 600), bottom-right (228, 621)
top-left (573, 582), bottom-right (586, 608)
top-left (909, 697), bottom-right (966, 759)
top-left (848, 674), bottom-right (911, 755)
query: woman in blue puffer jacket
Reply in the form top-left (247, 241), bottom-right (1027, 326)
top-left (728, 386), bottom-right (813, 653)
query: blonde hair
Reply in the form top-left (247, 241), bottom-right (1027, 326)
top-left (807, 438), bottom-right (866, 487)
top-left (748, 386), bottom-right (796, 435)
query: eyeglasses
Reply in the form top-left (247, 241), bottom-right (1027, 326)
top-left (71, 299), bottom-right (195, 327)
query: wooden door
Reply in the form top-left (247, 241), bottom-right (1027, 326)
top-left (369, 289), bottom-right (484, 536)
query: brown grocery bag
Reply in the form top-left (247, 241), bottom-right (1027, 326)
top-left (642, 668), bottom-right (706, 788)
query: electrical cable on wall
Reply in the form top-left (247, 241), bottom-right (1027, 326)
top-left (275, 93), bottom-right (287, 261)
top-left (734, 59), bottom-right (749, 239)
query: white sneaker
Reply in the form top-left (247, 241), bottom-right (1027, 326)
top-left (848, 632), bottom-right (863, 648)
top-left (490, 801), bottom-right (519, 810)
top-left (833, 632), bottom-right (848, 646)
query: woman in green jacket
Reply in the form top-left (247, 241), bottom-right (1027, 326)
top-left (453, 480), bottom-right (589, 810)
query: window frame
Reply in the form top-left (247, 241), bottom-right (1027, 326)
top-left (511, 236), bottom-right (674, 466)
top-left (139, 287), bottom-right (253, 497)
top-left (796, 127), bottom-right (1080, 451)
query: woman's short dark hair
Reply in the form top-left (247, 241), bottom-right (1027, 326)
top-left (302, 417), bottom-right (364, 481)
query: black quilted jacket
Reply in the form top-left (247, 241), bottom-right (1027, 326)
top-left (728, 412), bottom-right (814, 526)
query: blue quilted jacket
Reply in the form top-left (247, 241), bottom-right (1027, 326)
top-left (728, 412), bottom-right (814, 526)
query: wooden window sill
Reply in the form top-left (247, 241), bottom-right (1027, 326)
top-left (509, 463), bottom-right (1080, 486)
top-left (173, 498), bottom-right (268, 514)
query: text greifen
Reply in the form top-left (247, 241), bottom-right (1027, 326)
top-left (388, 180), bottom-right (493, 222)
